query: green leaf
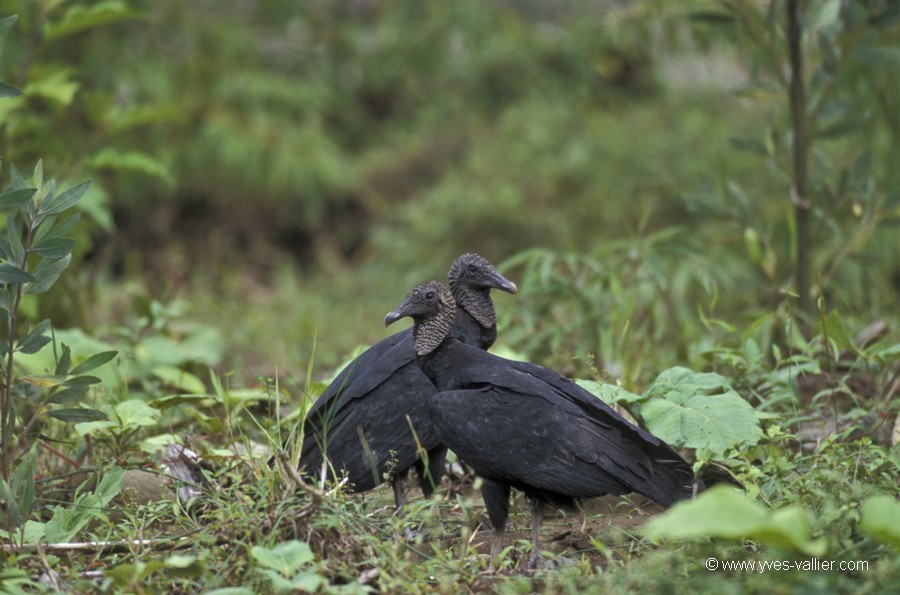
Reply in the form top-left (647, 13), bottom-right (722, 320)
top-left (33, 213), bottom-right (81, 244)
top-left (11, 447), bottom-right (37, 526)
top-left (644, 486), bottom-right (828, 556)
top-left (48, 385), bottom-right (89, 404)
top-left (0, 187), bottom-right (36, 209)
top-left (153, 366), bottom-right (207, 394)
top-left (63, 375), bottom-right (102, 386)
top-left (7, 214), bottom-right (25, 264)
top-left (113, 399), bottom-right (160, 428)
top-left (84, 149), bottom-right (175, 186)
top-left (859, 495), bottom-right (900, 550)
top-left (0, 81), bottom-right (22, 97)
top-left (0, 263), bottom-right (36, 284)
top-left (55, 344), bottom-right (72, 376)
top-left (10, 163), bottom-right (28, 190)
top-left (43, 1), bottom-right (144, 41)
top-left (642, 367), bottom-right (762, 455)
top-left (251, 541), bottom-right (316, 575)
top-left (74, 420), bottom-right (117, 436)
top-left (18, 374), bottom-right (67, 388)
top-left (149, 394), bottom-right (212, 410)
top-left (23, 70), bottom-right (79, 108)
top-left (25, 253), bottom-right (71, 294)
top-left (575, 379), bottom-right (643, 404)
top-left (94, 467), bottom-right (126, 506)
top-left (70, 350), bottom-right (118, 374)
top-left (30, 237), bottom-right (77, 258)
top-left (45, 407), bottom-right (108, 422)
top-left (41, 180), bottom-right (90, 215)
top-left (17, 319), bottom-right (51, 354)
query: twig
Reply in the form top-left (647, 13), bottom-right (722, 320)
top-left (275, 450), bottom-right (325, 505)
top-left (2, 536), bottom-right (200, 555)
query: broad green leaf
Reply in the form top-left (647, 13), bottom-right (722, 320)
top-left (41, 180), bottom-right (90, 215)
top-left (94, 467), bottom-right (126, 506)
top-left (45, 407), bottom-right (108, 422)
top-left (859, 495), bottom-right (900, 550)
top-left (25, 253), bottom-right (71, 294)
top-left (43, 1), bottom-right (144, 41)
top-left (74, 420), bottom-right (117, 435)
top-left (30, 237), bottom-right (77, 258)
top-left (113, 399), bottom-right (160, 428)
top-left (0, 263), bottom-right (36, 284)
top-left (251, 541), bottom-right (316, 574)
top-left (644, 486), bottom-right (828, 556)
top-left (43, 468), bottom-right (123, 543)
top-left (643, 367), bottom-right (762, 455)
top-left (0, 187), bottom-right (35, 209)
top-left (70, 350), bottom-right (118, 374)
top-left (0, 81), bottom-right (21, 97)
top-left (140, 433), bottom-right (183, 454)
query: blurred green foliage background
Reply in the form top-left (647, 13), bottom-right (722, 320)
top-left (1, 0), bottom-right (898, 384)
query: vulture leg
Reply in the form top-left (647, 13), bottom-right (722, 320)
top-left (528, 499), bottom-right (545, 569)
top-left (419, 445), bottom-right (448, 498)
top-left (480, 479), bottom-right (511, 570)
top-left (391, 469), bottom-right (409, 515)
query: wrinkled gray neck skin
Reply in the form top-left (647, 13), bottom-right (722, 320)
top-left (447, 260), bottom-right (497, 331)
top-left (412, 289), bottom-right (456, 356)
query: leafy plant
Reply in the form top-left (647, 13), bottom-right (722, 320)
top-left (643, 485), bottom-right (828, 556)
top-left (694, 0), bottom-right (900, 321)
top-left (251, 541), bottom-right (324, 594)
top-left (0, 161), bottom-right (117, 535)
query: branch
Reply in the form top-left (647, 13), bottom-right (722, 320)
top-left (2, 536), bottom-right (202, 555)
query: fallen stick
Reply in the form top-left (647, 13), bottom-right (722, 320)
top-left (2, 535), bottom-right (199, 555)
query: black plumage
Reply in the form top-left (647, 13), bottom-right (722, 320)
top-left (298, 255), bottom-right (517, 512)
top-left (385, 281), bottom-right (700, 567)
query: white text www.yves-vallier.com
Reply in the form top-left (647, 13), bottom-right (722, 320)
top-left (705, 557), bottom-right (869, 573)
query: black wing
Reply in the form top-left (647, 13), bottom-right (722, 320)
top-left (428, 343), bottom-right (695, 506)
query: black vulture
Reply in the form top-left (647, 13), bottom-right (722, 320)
top-left (384, 280), bottom-right (701, 568)
top-left (298, 254), bottom-right (517, 513)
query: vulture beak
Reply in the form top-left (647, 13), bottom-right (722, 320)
top-left (492, 272), bottom-right (518, 295)
top-left (384, 305), bottom-right (410, 327)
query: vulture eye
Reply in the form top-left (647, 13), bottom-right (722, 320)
top-left (468, 264), bottom-right (478, 274)
top-left (424, 291), bottom-right (435, 300)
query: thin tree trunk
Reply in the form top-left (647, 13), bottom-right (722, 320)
top-left (787, 0), bottom-right (812, 321)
